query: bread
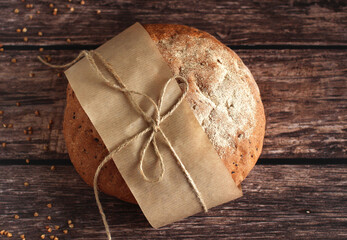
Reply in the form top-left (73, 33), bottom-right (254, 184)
top-left (63, 24), bottom-right (265, 204)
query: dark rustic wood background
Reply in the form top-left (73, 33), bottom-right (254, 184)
top-left (0, 0), bottom-right (346, 239)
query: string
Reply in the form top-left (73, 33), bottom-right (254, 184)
top-left (39, 51), bottom-right (208, 240)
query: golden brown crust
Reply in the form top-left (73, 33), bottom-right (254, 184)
top-left (63, 24), bottom-right (265, 204)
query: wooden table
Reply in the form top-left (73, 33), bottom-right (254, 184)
top-left (0, 1), bottom-right (346, 239)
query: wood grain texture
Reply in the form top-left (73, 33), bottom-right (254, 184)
top-left (0, 49), bottom-right (346, 161)
top-left (243, 49), bottom-right (347, 159)
top-left (0, 0), bottom-right (346, 46)
top-left (0, 1), bottom-right (345, 239)
top-left (0, 164), bottom-right (346, 239)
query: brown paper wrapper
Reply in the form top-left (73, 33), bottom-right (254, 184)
top-left (65, 23), bottom-right (242, 228)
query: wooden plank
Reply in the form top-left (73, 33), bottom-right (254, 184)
top-left (0, 164), bottom-right (346, 239)
top-left (0, 0), bottom-right (346, 46)
top-left (0, 49), bottom-right (346, 161)
top-left (0, 50), bottom-right (69, 161)
top-left (241, 49), bottom-right (347, 159)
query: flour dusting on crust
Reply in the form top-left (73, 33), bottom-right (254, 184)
top-left (157, 34), bottom-right (256, 153)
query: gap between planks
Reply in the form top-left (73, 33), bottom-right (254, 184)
top-left (1, 44), bottom-right (347, 51)
top-left (0, 158), bottom-right (346, 166)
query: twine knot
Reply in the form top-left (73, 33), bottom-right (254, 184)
top-left (152, 122), bottom-right (160, 132)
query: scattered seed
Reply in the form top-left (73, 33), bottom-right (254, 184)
top-left (80, 0), bottom-right (85, 5)
top-left (68, 224), bottom-right (74, 228)
top-left (2, 142), bottom-right (6, 148)
top-left (20, 234), bottom-right (25, 239)
top-left (63, 229), bottom-right (68, 234)
top-left (27, 136), bottom-right (31, 141)
top-left (14, 214), bottom-right (20, 219)
top-left (34, 110), bottom-right (40, 116)
top-left (49, 3), bottom-right (54, 8)
top-left (7, 232), bottom-right (12, 238)
top-left (66, 38), bottom-right (71, 43)
top-left (96, 9), bottom-right (101, 14)
top-left (36, 10), bottom-right (40, 14)
top-left (39, 48), bottom-right (44, 52)
top-left (24, 37), bottom-right (28, 42)
top-left (57, 73), bottom-right (62, 77)
top-left (41, 234), bottom-right (45, 239)
top-left (26, 3), bottom-right (33, 8)
top-left (11, 58), bottom-right (17, 63)
top-left (24, 129), bottom-right (28, 134)
top-left (67, 220), bottom-right (72, 224)
top-left (0, 230), bottom-right (5, 235)
top-left (29, 72), bottom-right (35, 77)
top-left (47, 124), bottom-right (51, 129)
top-left (0, 110), bottom-right (3, 115)
top-left (53, 8), bottom-right (58, 15)
top-left (38, 31), bottom-right (43, 36)
top-left (54, 237), bottom-right (58, 240)
top-left (29, 15), bottom-right (33, 20)
top-left (22, 27), bottom-right (27, 33)
top-left (24, 182), bottom-right (29, 187)
top-left (50, 165), bottom-right (55, 171)
top-left (3, 123), bottom-right (7, 128)
top-left (16, 102), bottom-right (20, 106)
top-left (306, 210), bottom-right (311, 214)
top-left (54, 225), bottom-right (59, 230)
top-left (47, 203), bottom-right (52, 208)
top-left (16, 28), bottom-right (21, 33)
top-left (8, 123), bottom-right (13, 128)
top-left (28, 130), bottom-right (33, 135)
top-left (70, 7), bottom-right (74, 12)
top-left (50, 235), bottom-right (54, 240)
top-left (47, 227), bottom-right (52, 233)
top-left (34, 212), bottom-right (39, 217)
top-left (26, 158), bottom-right (30, 164)
top-left (0, 48), bottom-right (3, 52)
top-left (47, 215), bottom-right (51, 220)
top-left (14, 9), bottom-right (19, 14)
top-left (43, 145), bottom-right (49, 151)
top-left (45, 55), bottom-right (52, 62)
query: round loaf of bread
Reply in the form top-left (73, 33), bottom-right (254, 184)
top-left (63, 24), bottom-right (265, 204)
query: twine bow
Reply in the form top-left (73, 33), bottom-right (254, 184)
top-left (38, 51), bottom-right (208, 240)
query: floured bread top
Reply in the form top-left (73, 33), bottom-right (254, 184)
top-left (155, 34), bottom-right (257, 156)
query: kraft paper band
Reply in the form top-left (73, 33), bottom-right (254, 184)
top-left (62, 23), bottom-right (242, 234)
